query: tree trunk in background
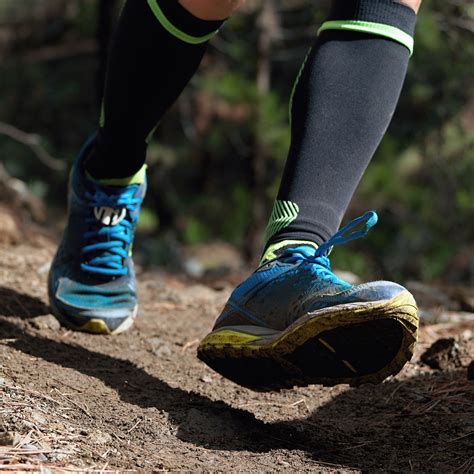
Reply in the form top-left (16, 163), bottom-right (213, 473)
top-left (245, 0), bottom-right (279, 262)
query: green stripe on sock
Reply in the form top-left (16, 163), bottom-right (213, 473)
top-left (264, 200), bottom-right (300, 244)
top-left (318, 20), bottom-right (414, 56)
top-left (145, 123), bottom-right (159, 144)
top-left (146, 0), bottom-right (219, 45)
top-left (88, 164), bottom-right (147, 186)
top-left (289, 48), bottom-right (311, 126)
top-left (99, 100), bottom-right (105, 128)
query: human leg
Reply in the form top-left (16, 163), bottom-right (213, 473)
top-left (199, 0), bottom-right (422, 390)
top-left (86, 0), bottom-right (243, 180)
top-left (49, 0), bottom-right (243, 334)
top-left (264, 0), bottom-right (419, 250)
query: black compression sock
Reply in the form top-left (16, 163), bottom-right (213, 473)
top-left (85, 0), bottom-right (224, 180)
top-left (264, 0), bottom-right (417, 248)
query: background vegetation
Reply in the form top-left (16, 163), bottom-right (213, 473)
top-left (1, 0), bottom-right (473, 283)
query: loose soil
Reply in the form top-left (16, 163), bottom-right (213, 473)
top-left (0, 240), bottom-right (473, 472)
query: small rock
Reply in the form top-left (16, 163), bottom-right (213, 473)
top-left (146, 336), bottom-right (164, 351)
top-left (31, 411), bottom-right (47, 425)
top-left (37, 261), bottom-right (51, 275)
top-left (421, 339), bottom-right (457, 370)
top-left (0, 431), bottom-right (14, 446)
top-left (22, 443), bottom-right (48, 461)
top-left (88, 430), bottom-right (112, 445)
top-left (421, 338), bottom-right (463, 370)
top-left (30, 315), bottom-right (61, 331)
top-left (462, 330), bottom-right (473, 340)
top-left (201, 375), bottom-right (213, 384)
top-left (49, 422), bottom-right (65, 431)
top-left (155, 345), bottom-right (172, 358)
top-left (145, 337), bottom-right (172, 358)
top-left (184, 258), bottom-right (204, 277)
top-left (49, 451), bottom-right (69, 462)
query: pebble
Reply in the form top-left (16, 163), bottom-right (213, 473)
top-left (22, 442), bottom-right (48, 462)
top-left (0, 431), bottom-right (15, 446)
top-left (30, 315), bottom-right (61, 331)
top-left (145, 337), bottom-right (172, 358)
top-left (88, 430), bottom-right (112, 445)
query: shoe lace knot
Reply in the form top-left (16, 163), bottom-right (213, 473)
top-left (80, 187), bottom-right (142, 276)
top-left (282, 211), bottom-right (378, 282)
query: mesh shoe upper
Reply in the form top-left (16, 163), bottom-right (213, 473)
top-left (214, 212), bottom-right (407, 331)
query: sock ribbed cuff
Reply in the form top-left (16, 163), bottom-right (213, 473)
top-left (322, 0), bottom-right (417, 54)
top-left (260, 240), bottom-right (318, 265)
top-left (86, 164), bottom-right (147, 186)
top-left (84, 155), bottom-right (147, 186)
top-left (147, 0), bottom-right (224, 44)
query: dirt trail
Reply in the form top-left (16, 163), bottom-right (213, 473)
top-left (0, 240), bottom-right (473, 472)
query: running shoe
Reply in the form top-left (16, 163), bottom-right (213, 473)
top-left (198, 211), bottom-right (418, 390)
top-left (48, 137), bottom-right (146, 334)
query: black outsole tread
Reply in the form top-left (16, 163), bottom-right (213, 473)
top-left (198, 318), bottom-right (412, 391)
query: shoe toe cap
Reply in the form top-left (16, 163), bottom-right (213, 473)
top-left (49, 276), bottom-right (137, 332)
top-left (349, 280), bottom-right (408, 302)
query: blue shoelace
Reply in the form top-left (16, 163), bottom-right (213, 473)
top-left (282, 211), bottom-right (378, 284)
top-left (81, 188), bottom-right (142, 276)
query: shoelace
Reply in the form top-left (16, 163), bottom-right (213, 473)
top-left (80, 188), bottom-right (142, 276)
top-left (280, 211), bottom-right (378, 283)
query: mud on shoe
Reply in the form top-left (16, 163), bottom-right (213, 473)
top-left (48, 137), bottom-right (146, 334)
top-left (198, 212), bottom-right (419, 390)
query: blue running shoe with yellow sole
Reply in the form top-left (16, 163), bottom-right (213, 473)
top-left (198, 212), bottom-right (418, 390)
top-left (48, 137), bottom-right (146, 334)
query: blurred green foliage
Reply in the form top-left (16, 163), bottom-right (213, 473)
top-left (0, 0), bottom-right (473, 282)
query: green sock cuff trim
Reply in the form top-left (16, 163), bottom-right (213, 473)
top-left (260, 239), bottom-right (318, 265)
top-left (146, 0), bottom-right (219, 44)
top-left (88, 164), bottom-right (147, 186)
top-left (318, 20), bottom-right (414, 56)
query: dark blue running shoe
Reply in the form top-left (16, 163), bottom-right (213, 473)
top-left (48, 138), bottom-right (146, 334)
top-left (198, 212), bottom-right (419, 390)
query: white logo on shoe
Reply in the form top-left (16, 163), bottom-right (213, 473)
top-left (93, 207), bottom-right (127, 226)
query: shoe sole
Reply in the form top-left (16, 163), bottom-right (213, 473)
top-left (49, 298), bottom-right (137, 335)
top-left (197, 290), bottom-right (418, 391)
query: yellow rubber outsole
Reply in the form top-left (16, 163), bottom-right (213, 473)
top-left (198, 291), bottom-right (418, 390)
top-left (50, 305), bottom-right (137, 335)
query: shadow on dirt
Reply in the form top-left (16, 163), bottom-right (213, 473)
top-left (0, 288), bottom-right (471, 471)
top-left (0, 286), bottom-right (50, 318)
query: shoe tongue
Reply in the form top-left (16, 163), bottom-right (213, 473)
top-left (84, 176), bottom-right (132, 227)
top-left (260, 240), bottom-right (318, 264)
top-left (93, 206), bottom-right (127, 226)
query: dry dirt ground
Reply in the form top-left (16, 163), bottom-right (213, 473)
top-left (0, 238), bottom-right (473, 472)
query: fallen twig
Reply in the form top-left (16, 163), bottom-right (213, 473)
top-left (0, 121), bottom-right (65, 171)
